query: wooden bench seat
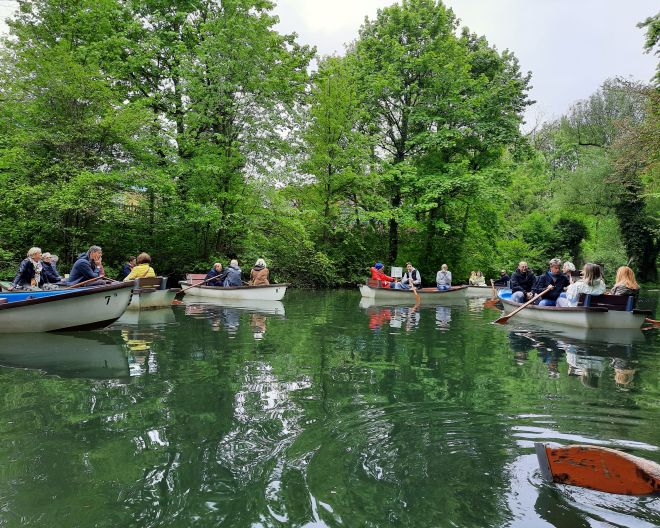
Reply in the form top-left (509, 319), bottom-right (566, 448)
top-left (186, 274), bottom-right (208, 285)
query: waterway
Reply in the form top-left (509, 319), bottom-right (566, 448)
top-left (0, 290), bottom-right (658, 527)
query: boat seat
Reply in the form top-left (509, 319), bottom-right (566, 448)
top-left (578, 293), bottom-right (635, 311)
top-left (135, 277), bottom-right (164, 289)
top-left (186, 273), bottom-right (208, 286)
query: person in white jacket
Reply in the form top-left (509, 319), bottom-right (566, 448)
top-left (556, 263), bottom-right (606, 307)
top-left (435, 264), bottom-right (452, 290)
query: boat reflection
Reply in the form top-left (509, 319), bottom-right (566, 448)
top-left (0, 332), bottom-right (130, 379)
top-left (184, 300), bottom-right (285, 339)
top-left (364, 303), bottom-right (422, 332)
top-left (507, 321), bottom-right (647, 387)
top-left (114, 307), bottom-right (176, 326)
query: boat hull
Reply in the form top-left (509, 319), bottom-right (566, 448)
top-left (497, 290), bottom-right (647, 329)
top-left (127, 289), bottom-right (178, 310)
top-left (180, 282), bottom-right (288, 301)
top-left (0, 283), bottom-right (133, 332)
top-left (359, 284), bottom-right (467, 302)
top-left (466, 285), bottom-right (500, 298)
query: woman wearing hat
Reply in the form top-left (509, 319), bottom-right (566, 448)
top-left (370, 262), bottom-right (395, 288)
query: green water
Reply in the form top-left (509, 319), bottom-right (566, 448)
top-left (0, 290), bottom-right (658, 527)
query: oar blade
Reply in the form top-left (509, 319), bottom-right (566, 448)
top-left (492, 314), bottom-right (510, 325)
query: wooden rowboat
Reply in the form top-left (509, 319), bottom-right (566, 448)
top-left (497, 289), bottom-right (650, 329)
top-left (535, 443), bottom-right (660, 495)
top-left (0, 282), bottom-right (133, 332)
top-left (127, 276), bottom-right (180, 310)
top-left (180, 274), bottom-right (288, 301)
top-left (359, 284), bottom-right (468, 302)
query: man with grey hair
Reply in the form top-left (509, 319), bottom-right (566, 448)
top-left (531, 258), bottom-right (570, 306)
top-left (223, 259), bottom-right (243, 287)
top-left (67, 245), bottom-right (104, 286)
top-left (41, 252), bottom-right (63, 284)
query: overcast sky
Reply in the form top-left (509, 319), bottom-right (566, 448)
top-left (1, 0), bottom-right (657, 126)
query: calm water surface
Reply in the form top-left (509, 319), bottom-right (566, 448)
top-left (0, 290), bottom-right (658, 527)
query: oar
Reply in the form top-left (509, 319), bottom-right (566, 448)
top-left (644, 317), bottom-right (660, 327)
top-left (492, 285), bottom-right (553, 325)
top-left (490, 279), bottom-right (496, 297)
top-left (177, 275), bottom-right (219, 295)
top-left (410, 282), bottom-right (421, 304)
top-left (62, 276), bottom-right (107, 289)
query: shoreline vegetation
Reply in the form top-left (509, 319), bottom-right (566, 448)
top-left (0, 1), bottom-right (657, 289)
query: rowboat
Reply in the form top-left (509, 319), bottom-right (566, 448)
top-left (497, 289), bottom-right (650, 329)
top-left (127, 277), bottom-right (180, 310)
top-left (535, 443), bottom-right (660, 495)
top-left (0, 282), bottom-right (133, 332)
top-left (0, 331), bottom-right (130, 378)
top-left (359, 284), bottom-right (468, 302)
top-left (180, 274), bottom-right (288, 301)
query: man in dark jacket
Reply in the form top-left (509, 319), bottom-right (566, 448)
top-left (223, 259), bottom-right (243, 287)
top-left (532, 258), bottom-right (570, 306)
top-left (67, 245), bottom-right (103, 285)
top-left (205, 263), bottom-right (227, 286)
top-left (118, 256), bottom-right (136, 281)
top-left (510, 262), bottom-right (536, 303)
top-left (493, 270), bottom-right (511, 287)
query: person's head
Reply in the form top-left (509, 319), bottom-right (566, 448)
top-left (406, 262), bottom-right (413, 272)
top-left (563, 261), bottom-right (575, 274)
top-left (470, 271), bottom-right (476, 275)
top-left (213, 262), bottom-right (222, 271)
top-left (255, 258), bottom-right (266, 267)
top-left (128, 256), bottom-right (136, 267)
top-left (88, 245), bottom-right (102, 260)
top-left (476, 271), bottom-right (482, 277)
top-left (230, 259), bottom-right (238, 267)
top-left (615, 266), bottom-right (639, 289)
top-left (548, 258), bottom-right (562, 274)
top-left (518, 261), bottom-right (529, 272)
top-left (136, 252), bottom-right (151, 265)
top-left (441, 264), bottom-right (448, 271)
top-left (374, 262), bottom-right (383, 270)
top-left (500, 269), bottom-right (507, 276)
top-left (580, 263), bottom-right (602, 286)
top-left (50, 255), bottom-right (59, 264)
top-left (42, 252), bottom-right (51, 263)
top-left (27, 247), bottom-right (42, 261)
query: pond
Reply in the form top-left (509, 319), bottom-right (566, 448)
top-left (0, 290), bottom-right (658, 527)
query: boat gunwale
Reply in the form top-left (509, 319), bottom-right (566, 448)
top-left (361, 284), bottom-right (467, 295)
top-left (498, 293), bottom-right (652, 316)
top-left (0, 282), bottom-right (134, 311)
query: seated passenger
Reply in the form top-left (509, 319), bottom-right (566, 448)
top-left (67, 245), bottom-right (103, 286)
top-left (11, 247), bottom-right (43, 290)
top-left (223, 259), bottom-right (243, 287)
top-left (473, 271), bottom-right (486, 286)
top-left (435, 264), bottom-right (452, 291)
top-left (205, 263), bottom-right (225, 286)
top-left (562, 261), bottom-right (577, 284)
top-left (532, 258), bottom-right (570, 306)
top-left (118, 256), bottom-right (136, 281)
top-left (394, 262), bottom-right (421, 290)
top-left (609, 266), bottom-right (639, 298)
top-left (370, 262), bottom-right (394, 288)
top-left (41, 252), bottom-right (63, 285)
top-left (510, 261), bottom-right (536, 303)
top-left (556, 263), bottom-right (606, 307)
top-left (468, 271), bottom-right (477, 285)
top-left (493, 270), bottom-right (510, 287)
top-left (250, 258), bottom-right (270, 286)
top-left (124, 252), bottom-right (156, 281)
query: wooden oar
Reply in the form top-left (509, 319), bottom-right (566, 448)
top-left (410, 282), bottom-right (421, 304)
top-left (535, 443), bottom-right (660, 495)
top-left (492, 285), bottom-right (552, 325)
top-left (490, 279), bottom-right (496, 297)
top-left (644, 317), bottom-right (660, 327)
top-left (62, 276), bottom-right (107, 289)
top-left (178, 275), bottom-right (219, 295)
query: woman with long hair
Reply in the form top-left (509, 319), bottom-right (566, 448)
top-left (556, 263), bottom-right (606, 307)
top-left (610, 266), bottom-right (639, 297)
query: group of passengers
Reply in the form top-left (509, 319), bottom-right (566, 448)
top-left (8, 245), bottom-right (160, 290)
top-left (371, 258), bottom-right (640, 306)
top-left (204, 258), bottom-right (270, 287)
top-left (510, 258), bottom-right (639, 307)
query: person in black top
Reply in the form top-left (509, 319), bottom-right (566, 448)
top-left (532, 258), bottom-right (570, 306)
top-left (510, 262), bottom-right (536, 303)
top-left (118, 256), bottom-right (136, 281)
top-left (493, 270), bottom-right (510, 287)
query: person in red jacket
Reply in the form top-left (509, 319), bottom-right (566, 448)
top-left (370, 262), bottom-right (395, 288)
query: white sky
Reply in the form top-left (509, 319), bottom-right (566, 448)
top-left (1, 0), bottom-right (657, 126)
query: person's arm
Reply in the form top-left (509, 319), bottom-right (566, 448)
top-left (414, 271), bottom-right (422, 287)
top-left (447, 271), bottom-right (452, 284)
top-left (11, 260), bottom-right (28, 287)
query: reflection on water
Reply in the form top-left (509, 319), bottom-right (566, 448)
top-left (0, 290), bottom-right (658, 527)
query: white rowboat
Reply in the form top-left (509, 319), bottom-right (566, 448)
top-left (128, 277), bottom-right (180, 310)
top-left (180, 281), bottom-right (288, 301)
top-left (497, 289), bottom-right (650, 329)
top-left (0, 283), bottom-right (133, 332)
top-left (359, 284), bottom-right (468, 302)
